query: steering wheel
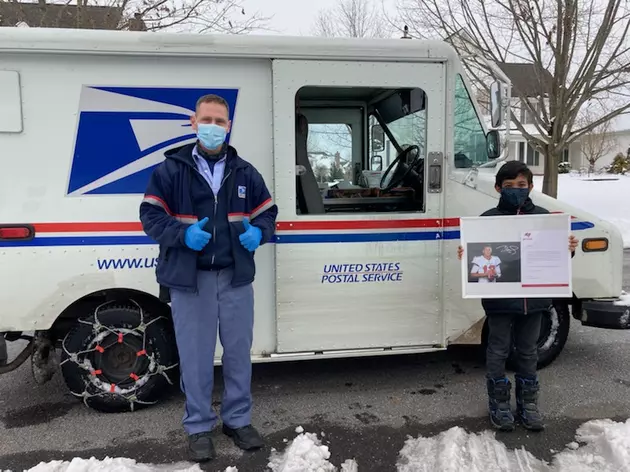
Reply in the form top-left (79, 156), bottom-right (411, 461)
top-left (379, 145), bottom-right (422, 192)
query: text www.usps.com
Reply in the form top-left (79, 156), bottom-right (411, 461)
top-left (97, 257), bottom-right (158, 270)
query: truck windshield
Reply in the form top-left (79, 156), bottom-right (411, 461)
top-left (453, 74), bottom-right (488, 168)
top-left (383, 110), bottom-right (426, 158)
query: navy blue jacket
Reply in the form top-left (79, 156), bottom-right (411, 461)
top-left (139, 143), bottom-right (277, 293)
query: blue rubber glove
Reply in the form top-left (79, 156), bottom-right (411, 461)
top-left (184, 217), bottom-right (211, 251)
top-left (239, 217), bottom-right (262, 252)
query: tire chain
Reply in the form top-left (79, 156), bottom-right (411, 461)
top-left (61, 299), bottom-right (178, 411)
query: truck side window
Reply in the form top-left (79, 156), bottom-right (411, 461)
top-left (307, 123), bottom-right (354, 184)
top-left (454, 74), bottom-right (487, 168)
top-left (295, 86), bottom-right (427, 214)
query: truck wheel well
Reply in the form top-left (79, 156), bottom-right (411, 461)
top-left (50, 289), bottom-right (171, 342)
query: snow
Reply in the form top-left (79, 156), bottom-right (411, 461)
top-left (614, 291), bottom-right (630, 306)
top-left (9, 418), bottom-right (630, 472)
top-left (553, 419), bottom-right (630, 471)
top-left (397, 426), bottom-right (542, 471)
top-left (8, 458), bottom-right (203, 472)
top-left (398, 419), bottom-right (630, 472)
top-left (534, 174), bottom-right (630, 248)
top-left (267, 429), bottom-right (358, 472)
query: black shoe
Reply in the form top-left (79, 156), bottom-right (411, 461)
top-left (515, 375), bottom-right (545, 431)
top-left (487, 377), bottom-right (515, 432)
top-left (188, 432), bottom-right (216, 462)
top-left (222, 424), bottom-right (264, 450)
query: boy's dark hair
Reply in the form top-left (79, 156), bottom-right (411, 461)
top-left (495, 160), bottom-right (533, 187)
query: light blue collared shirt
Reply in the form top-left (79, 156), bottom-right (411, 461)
top-left (192, 145), bottom-right (226, 196)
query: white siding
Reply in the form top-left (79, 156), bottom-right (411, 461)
top-left (573, 129), bottom-right (630, 170)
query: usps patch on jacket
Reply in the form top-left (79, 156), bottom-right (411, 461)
top-left (238, 185), bottom-right (246, 198)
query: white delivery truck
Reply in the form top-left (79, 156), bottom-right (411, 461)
top-left (0, 28), bottom-right (627, 413)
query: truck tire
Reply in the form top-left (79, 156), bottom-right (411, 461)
top-left (60, 302), bottom-right (179, 413)
top-left (503, 302), bottom-right (570, 370)
top-left (532, 302), bottom-right (571, 369)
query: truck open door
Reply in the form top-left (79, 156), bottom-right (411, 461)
top-left (270, 59), bottom-right (449, 355)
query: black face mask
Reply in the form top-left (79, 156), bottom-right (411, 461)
top-left (500, 188), bottom-right (529, 208)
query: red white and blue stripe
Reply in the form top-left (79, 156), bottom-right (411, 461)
top-left (0, 216), bottom-right (595, 247)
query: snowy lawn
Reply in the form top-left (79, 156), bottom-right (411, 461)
top-left (9, 419), bottom-right (630, 472)
top-left (534, 174), bottom-right (630, 248)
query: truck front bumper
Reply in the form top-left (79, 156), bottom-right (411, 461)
top-left (575, 299), bottom-right (630, 330)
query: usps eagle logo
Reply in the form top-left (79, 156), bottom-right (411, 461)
top-left (66, 86), bottom-right (238, 195)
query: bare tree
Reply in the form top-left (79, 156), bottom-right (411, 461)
top-left (579, 111), bottom-right (618, 173)
top-left (0, 0), bottom-right (270, 34)
top-left (314, 163), bottom-right (330, 184)
top-left (312, 0), bottom-right (390, 38)
top-left (396, 0), bottom-right (630, 198)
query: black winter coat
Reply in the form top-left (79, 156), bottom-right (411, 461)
top-left (479, 196), bottom-right (556, 316)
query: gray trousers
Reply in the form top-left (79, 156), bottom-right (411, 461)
top-left (486, 312), bottom-right (542, 380)
top-left (171, 268), bottom-right (254, 435)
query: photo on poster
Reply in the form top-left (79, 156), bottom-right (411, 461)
top-left (460, 213), bottom-right (572, 299)
top-left (467, 242), bottom-right (521, 284)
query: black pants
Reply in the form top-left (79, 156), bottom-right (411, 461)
top-left (0, 335), bottom-right (6, 365)
top-left (486, 312), bottom-right (542, 379)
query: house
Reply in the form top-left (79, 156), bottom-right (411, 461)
top-left (571, 125), bottom-right (630, 171)
top-left (0, 0), bottom-right (146, 31)
top-left (479, 62), bottom-right (630, 174)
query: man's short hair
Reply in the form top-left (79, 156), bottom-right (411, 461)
top-left (196, 94), bottom-right (230, 115)
top-left (495, 160), bottom-right (533, 187)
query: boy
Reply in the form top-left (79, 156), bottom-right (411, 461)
top-left (457, 161), bottom-right (578, 432)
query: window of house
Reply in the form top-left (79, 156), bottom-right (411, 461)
top-left (520, 104), bottom-right (531, 125)
top-left (562, 148), bottom-right (570, 163)
top-left (520, 99), bottom-right (539, 125)
top-left (517, 141), bottom-right (541, 166)
top-left (295, 86), bottom-right (427, 214)
top-left (453, 74), bottom-right (487, 169)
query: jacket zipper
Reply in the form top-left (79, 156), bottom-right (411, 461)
top-left (211, 169), bottom-right (232, 266)
top-left (517, 207), bottom-right (528, 315)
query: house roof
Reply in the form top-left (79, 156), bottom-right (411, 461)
top-left (0, 2), bottom-right (123, 30)
top-left (498, 62), bottom-right (554, 98)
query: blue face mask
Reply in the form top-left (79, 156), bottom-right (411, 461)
top-left (197, 123), bottom-right (227, 150)
top-left (501, 188), bottom-right (529, 208)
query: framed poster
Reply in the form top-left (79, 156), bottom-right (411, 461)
top-left (460, 213), bottom-right (572, 299)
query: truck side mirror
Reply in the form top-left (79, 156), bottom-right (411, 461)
top-left (490, 81), bottom-right (506, 128)
top-left (486, 129), bottom-right (501, 159)
top-left (371, 155), bottom-right (383, 170)
top-left (371, 124), bottom-right (384, 152)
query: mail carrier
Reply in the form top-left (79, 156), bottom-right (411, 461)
top-left (0, 27), bottom-right (627, 413)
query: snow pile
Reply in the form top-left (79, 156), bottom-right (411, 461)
top-left (8, 419), bottom-right (630, 472)
top-left (268, 426), bottom-right (358, 472)
top-left (536, 174), bottom-right (630, 248)
top-left (552, 419), bottom-right (630, 471)
top-left (396, 426), bottom-right (543, 472)
top-left (397, 418), bottom-right (630, 472)
top-left (16, 457), bottom-right (203, 472)
top-left (614, 291), bottom-right (630, 306)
